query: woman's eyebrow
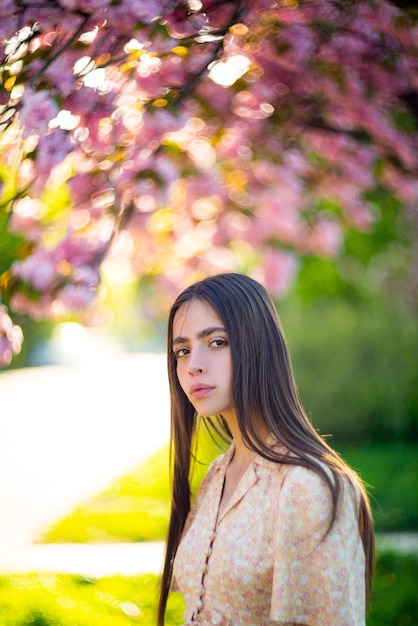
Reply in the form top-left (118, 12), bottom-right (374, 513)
top-left (172, 326), bottom-right (226, 346)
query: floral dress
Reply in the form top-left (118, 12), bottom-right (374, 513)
top-left (173, 444), bottom-right (365, 626)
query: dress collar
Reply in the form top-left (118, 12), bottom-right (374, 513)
top-left (215, 440), bottom-right (290, 472)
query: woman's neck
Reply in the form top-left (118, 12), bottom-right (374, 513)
top-left (223, 413), bottom-right (259, 467)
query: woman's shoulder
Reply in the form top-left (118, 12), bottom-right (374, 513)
top-left (255, 448), bottom-right (359, 506)
top-left (274, 457), bottom-right (362, 535)
top-left (257, 446), bottom-right (356, 486)
top-left (254, 446), bottom-right (319, 480)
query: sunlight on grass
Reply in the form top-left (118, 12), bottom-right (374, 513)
top-left (43, 445), bottom-right (172, 543)
top-left (0, 573), bottom-right (184, 625)
top-left (0, 554), bottom-right (417, 625)
top-left (42, 424), bottom-right (226, 543)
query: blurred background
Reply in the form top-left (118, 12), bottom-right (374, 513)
top-left (1, 228), bottom-right (417, 625)
top-left (1, 0), bottom-right (418, 624)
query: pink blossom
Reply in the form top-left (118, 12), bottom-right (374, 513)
top-left (159, 53), bottom-right (189, 89)
top-left (282, 150), bottom-right (311, 178)
top-left (12, 248), bottom-right (57, 292)
top-left (8, 292), bottom-right (35, 316)
top-left (381, 166), bottom-right (418, 205)
top-left (17, 159), bottom-right (37, 189)
top-left (180, 176), bottom-right (226, 211)
top-left (253, 249), bottom-right (299, 298)
top-left (76, 109), bottom-right (115, 152)
top-left (55, 230), bottom-right (102, 267)
top-left (0, 0), bottom-right (417, 367)
top-left (19, 89), bottom-right (58, 137)
top-left (233, 90), bottom-right (274, 120)
top-left (72, 265), bottom-right (100, 287)
top-left (58, 0), bottom-right (110, 12)
top-left (0, 305), bottom-right (23, 366)
top-left (104, 0), bottom-right (165, 34)
top-left (305, 219), bottom-right (343, 257)
top-left (65, 86), bottom-right (109, 119)
top-left (137, 108), bottom-right (186, 146)
top-left (278, 24), bottom-right (316, 71)
top-left (194, 76), bottom-right (234, 116)
top-left (67, 173), bottom-right (106, 207)
top-left (219, 212), bottom-right (271, 248)
top-left (57, 283), bottom-right (95, 310)
top-left (217, 125), bottom-right (252, 160)
top-left (45, 50), bottom-right (82, 98)
top-left (271, 205), bottom-right (303, 244)
top-left (15, 6), bottom-right (80, 38)
top-left (33, 129), bottom-right (73, 183)
top-left (164, 4), bottom-right (209, 39)
top-left (10, 291), bottom-right (56, 321)
top-left (117, 144), bottom-right (182, 208)
top-left (344, 202), bottom-right (375, 231)
top-left (122, 0), bottom-right (165, 23)
top-left (0, 3), bottom-right (17, 53)
top-left (8, 197), bottom-right (44, 242)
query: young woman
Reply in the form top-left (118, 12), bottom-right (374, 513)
top-left (158, 273), bottom-right (374, 626)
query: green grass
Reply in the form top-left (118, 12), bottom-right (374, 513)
top-left (368, 551), bottom-right (418, 625)
top-left (0, 552), bottom-right (416, 625)
top-left (0, 572), bottom-right (184, 625)
top-left (336, 441), bottom-right (418, 532)
top-left (42, 439), bottom-right (417, 543)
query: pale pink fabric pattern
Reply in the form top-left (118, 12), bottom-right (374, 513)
top-left (173, 444), bottom-right (366, 625)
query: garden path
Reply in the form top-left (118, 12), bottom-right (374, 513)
top-left (0, 351), bottom-right (170, 573)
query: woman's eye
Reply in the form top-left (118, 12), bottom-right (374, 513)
top-left (175, 347), bottom-right (189, 358)
top-left (210, 338), bottom-right (227, 349)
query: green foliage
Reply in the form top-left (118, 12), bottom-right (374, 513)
top-left (295, 188), bottom-right (411, 304)
top-left (0, 552), bottom-right (417, 625)
top-left (338, 442), bottom-right (418, 533)
top-left (0, 211), bottom-right (25, 279)
top-left (5, 317), bottom-right (53, 369)
top-left (368, 552), bottom-right (418, 626)
top-left (280, 297), bottom-right (418, 443)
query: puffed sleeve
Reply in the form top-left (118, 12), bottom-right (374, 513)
top-left (270, 465), bottom-right (366, 626)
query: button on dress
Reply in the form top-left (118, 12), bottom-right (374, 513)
top-left (173, 444), bottom-right (365, 625)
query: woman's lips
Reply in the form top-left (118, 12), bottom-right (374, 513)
top-left (190, 384), bottom-right (214, 398)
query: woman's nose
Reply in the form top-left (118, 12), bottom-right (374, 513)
top-left (188, 350), bottom-right (206, 375)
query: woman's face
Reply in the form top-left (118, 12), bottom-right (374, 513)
top-left (172, 299), bottom-right (235, 420)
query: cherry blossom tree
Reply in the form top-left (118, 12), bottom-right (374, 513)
top-left (0, 0), bottom-right (417, 365)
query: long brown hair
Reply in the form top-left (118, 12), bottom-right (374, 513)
top-left (158, 272), bottom-right (374, 625)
